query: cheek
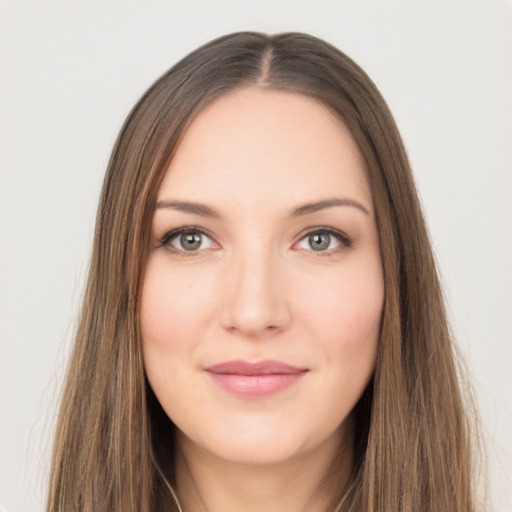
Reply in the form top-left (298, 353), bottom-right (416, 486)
top-left (140, 258), bottom-right (214, 349)
top-left (140, 258), bottom-right (214, 420)
top-left (297, 258), bottom-right (384, 392)
top-left (300, 262), bottom-right (384, 342)
top-left (139, 258), bottom-right (213, 398)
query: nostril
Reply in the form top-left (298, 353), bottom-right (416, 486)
top-left (221, 300), bottom-right (291, 338)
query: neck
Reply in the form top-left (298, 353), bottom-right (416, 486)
top-left (173, 425), bottom-right (353, 512)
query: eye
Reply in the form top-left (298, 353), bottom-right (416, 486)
top-left (295, 228), bottom-right (352, 253)
top-left (161, 228), bottom-right (216, 253)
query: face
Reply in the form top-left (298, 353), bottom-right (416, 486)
top-left (141, 89), bottom-right (384, 467)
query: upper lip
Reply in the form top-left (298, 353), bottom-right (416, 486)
top-left (204, 360), bottom-right (308, 375)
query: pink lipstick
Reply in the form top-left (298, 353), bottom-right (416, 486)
top-left (204, 360), bottom-right (308, 398)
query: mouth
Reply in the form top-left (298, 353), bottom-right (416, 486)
top-left (204, 360), bottom-right (309, 398)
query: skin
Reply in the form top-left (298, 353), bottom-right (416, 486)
top-left (141, 88), bottom-right (384, 512)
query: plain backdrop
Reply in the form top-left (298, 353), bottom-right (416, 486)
top-left (1, 1), bottom-right (511, 511)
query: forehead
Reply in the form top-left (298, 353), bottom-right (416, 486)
top-left (159, 88), bottom-right (372, 211)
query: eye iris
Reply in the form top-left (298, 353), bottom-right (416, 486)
top-left (180, 232), bottom-right (202, 250)
top-left (308, 232), bottom-right (330, 251)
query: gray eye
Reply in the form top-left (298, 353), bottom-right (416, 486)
top-left (179, 232), bottom-right (203, 251)
top-left (166, 229), bottom-right (215, 253)
top-left (308, 233), bottom-right (331, 251)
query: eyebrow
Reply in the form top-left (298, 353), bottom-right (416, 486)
top-left (156, 200), bottom-right (222, 218)
top-left (155, 197), bottom-right (370, 218)
top-left (290, 198), bottom-right (370, 217)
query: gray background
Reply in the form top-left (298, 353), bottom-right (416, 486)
top-left (1, 1), bottom-right (510, 510)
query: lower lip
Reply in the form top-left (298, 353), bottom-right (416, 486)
top-left (206, 372), bottom-right (307, 398)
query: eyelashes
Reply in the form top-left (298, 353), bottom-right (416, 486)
top-left (159, 225), bottom-right (353, 257)
top-left (295, 227), bottom-right (352, 253)
top-left (160, 226), bottom-right (218, 254)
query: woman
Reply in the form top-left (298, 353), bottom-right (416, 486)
top-left (47, 32), bottom-right (480, 511)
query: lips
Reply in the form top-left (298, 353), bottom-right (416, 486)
top-left (204, 360), bottom-right (308, 398)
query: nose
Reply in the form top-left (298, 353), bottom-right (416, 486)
top-left (219, 245), bottom-right (291, 338)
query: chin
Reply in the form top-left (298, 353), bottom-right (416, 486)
top-left (178, 412), bottom-right (343, 467)
top-left (204, 437), bottom-right (304, 466)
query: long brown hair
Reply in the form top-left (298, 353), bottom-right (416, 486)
top-left (47, 32), bottom-right (480, 511)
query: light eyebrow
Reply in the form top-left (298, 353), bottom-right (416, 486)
top-left (290, 198), bottom-right (370, 217)
top-left (155, 200), bottom-right (222, 218)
